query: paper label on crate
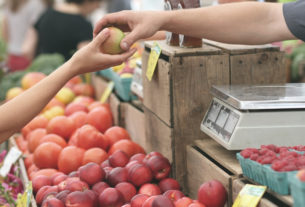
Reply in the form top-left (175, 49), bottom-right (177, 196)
top-left (146, 42), bottom-right (162, 81)
top-left (16, 182), bottom-right (33, 207)
top-left (0, 147), bottom-right (22, 177)
top-left (233, 184), bottom-right (267, 207)
top-left (100, 81), bottom-right (114, 103)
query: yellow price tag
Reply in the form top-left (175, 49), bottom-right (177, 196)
top-left (16, 182), bottom-right (32, 207)
top-left (100, 81), bottom-right (114, 103)
top-left (233, 184), bottom-right (267, 207)
top-left (146, 42), bottom-right (162, 81)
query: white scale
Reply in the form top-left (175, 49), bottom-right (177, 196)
top-left (201, 84), bottom-right (305, 150)
top-left (131, 60), bottom-right (143, 99)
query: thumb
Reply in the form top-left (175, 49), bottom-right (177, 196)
top-left (93, 28), bottom-right (110, 46)
top-left (120, 28), bottom-right (142, 51)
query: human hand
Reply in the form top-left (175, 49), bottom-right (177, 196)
top-left (93, 10), bottom-right (166, 51)
top-left (69, 28), bottom-right (137, 75)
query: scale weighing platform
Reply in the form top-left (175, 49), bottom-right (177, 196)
top-left (201, 83), bottom-right (305, 150)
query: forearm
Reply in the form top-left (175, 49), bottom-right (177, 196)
top-left (0, 60), bottom-right (77, 142)
top-left (162, 2), bottom-right (294, 44)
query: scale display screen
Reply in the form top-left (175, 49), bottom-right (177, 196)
top-left (203, 100), bottom-right (240, 142)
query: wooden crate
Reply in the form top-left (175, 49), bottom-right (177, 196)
top-left (232, 178), bottom-right (293, 207)
top-left (186, 138), bottom-right (242, 206)
top-left (120, 101), bottom-right (147, 151)
top-left (142, 40), bottom-right (286, 187)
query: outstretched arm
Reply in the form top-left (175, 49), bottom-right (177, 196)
top-left (94, 2), bottom-right (295, 50)
top-left (0, 28), bottom-right (136, 143)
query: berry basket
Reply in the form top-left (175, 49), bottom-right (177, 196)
top-left (236, 153), bottom-right (254, 180)
top-left (290, 172), bottom-right (305, 207)
top-left (111, 72), bottom-right (137, 102)
top-left (96, 68), bottom-right (114, 80)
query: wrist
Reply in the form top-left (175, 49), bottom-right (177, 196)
top-left (160, 10), bottom-right (175, 31)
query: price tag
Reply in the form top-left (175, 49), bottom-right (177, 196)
top-left (146, 42), bottom-right (162, 81)
top-left (100, 81), bottom-right (114, 103)
top-left (233, 184), bottom-right (267, 207)
top-left (0, 147), bottom-right (22, 177)
top-left (16, 182), bottom-right (33, 207)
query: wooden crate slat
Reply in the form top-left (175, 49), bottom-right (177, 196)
top-left (171, 54), bottom-right (230, 184)
top-left (230, 52), bottom-right (286, 85)
top-left (142, 52), bottom-right (172, 126)
top-left (120, 103), bottom-right (147, 151)
top-left (194, 139), bottom-right (242, 175)
top-left (144, 107), bottom-right (173, 163)
top-left (203, 39), bottom-right (279, 55)
top-left (144, 40), bottom-right (222, 57)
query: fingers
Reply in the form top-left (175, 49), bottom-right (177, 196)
top-left (104, 48), bottom-right (137, 66)
top-left (120, 27), bottom-right (143, 51)
top-left (92, 28), bottom-right (110, 46)
top-left (93, 12), bottom-right (131, 37)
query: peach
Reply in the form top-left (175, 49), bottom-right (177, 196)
top-left (66, 191), bottom-right (93, 207)
top-left (175, 197), bottom-right (193, 207)
top-left (98, 187), bottom-right (125, 207)
top-left (189, 203), bottom-right (206, 207)
top-left (56, 190), bottom-right (71, 204)
top-left (130, 194), bottom-right (149, 207)
top-left (115, 182), bottom-right (137, 202)
top-left (32, 175), bottom-right (52, 193)
top-left (139, 183), bottom-right (161, 196)
top-left (82, 147), bottom-right (108, 165)
top-left (52, 174), bottom-right (68, 186)
top-left (128, 163), bottom-right (153, 187)
top-left (146, 155), bottom-right (171, 180)
top-left (142, 195), bottom-right (158, 207)
top-left (42, 197), bottom-right (65, 207)
top-left (5, 87), bottom-right (24, 100)
top-left (143, 152), bottom-right (163, 164)
top-left (92, 182), bottom-right (109, 195)
top-left (36, 185), bottom-right (59, 205)
top-left (163, 190), bottom-right (184, 202)
top-left (107, 167), bottom-right (128, 186)
top-left (79, 162), bottom-right (105, 185)
top-left (159, 178), bottom-right (180, 193)
top-left (72, 83), bottom-right (95, 97)
top-left (100, 27), bottom-right (125, 55)
top-left (68, 171), bottom-right (79, 178)
top-left (197, 180), bottom-right (227, 207)
top-left (101, 160), bottom-right (111, 168)
top-left (130, 153), bottom-right (146, 163)
top-left (152, 195), bottom-right (175, 207)
top-left (65, 180), bottom-right (89, 192)
top-left (109, 150), bottom-right (129, 167)
top-left (84, 189), bottom-right (99, 207)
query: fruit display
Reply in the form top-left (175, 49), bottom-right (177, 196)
top-left (0, 150), bottom-right (24, 206)
top-left (0, 54), bottom-right (65, 101)
top-left (237, 144), bottom-right (305, 194)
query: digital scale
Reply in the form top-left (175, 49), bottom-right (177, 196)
top-left (131, 60), bottom-right (143, 99)
top-left (201, 84), bottom-right (305, 150)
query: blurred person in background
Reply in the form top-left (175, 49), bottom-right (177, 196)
top-left (107, 0), bottom-right (131, 13)
top-left (1, 0), bottom-right (45, 71)
top-left (23, 0), bottom-right (102, 61)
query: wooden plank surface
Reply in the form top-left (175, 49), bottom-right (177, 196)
top-left (230, 52), bottom-right (286, 85)
top-left (142, 51), bottom-right (172, 126)
top-left (186, 145), bottom-right (231, 206)
top-left (194, 139), bottom-right (242, 175)
top-left (203, 39), bottom-right (279, 55)
top-left (171, 54), bottom-right (230, 186)
top-left (144, 107), bottom-right (173, 163)
top-left (144, 40), bottom-right (222, 57)
top-left (120, 103), bottom-right (147, 151)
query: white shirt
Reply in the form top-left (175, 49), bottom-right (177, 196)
top-left (5, 0), bottom-right (45, 55)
